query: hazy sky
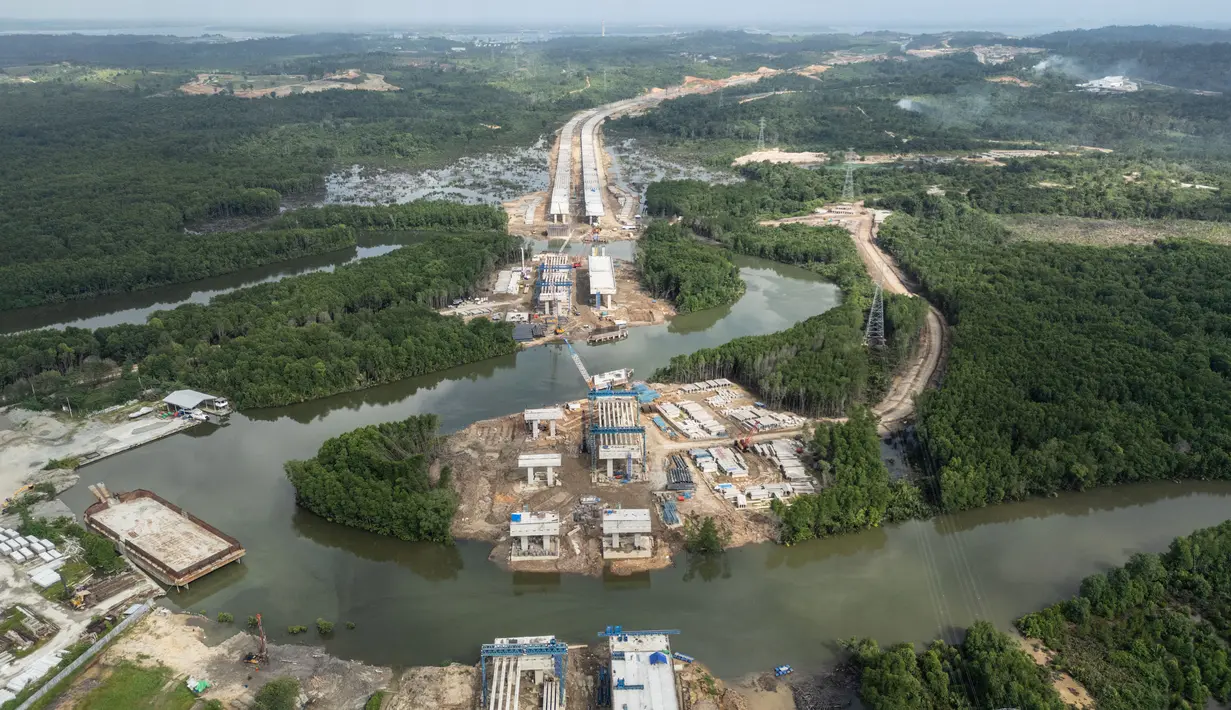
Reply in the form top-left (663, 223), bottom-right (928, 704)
top-left (2, 0), bottom-right (1227, 30)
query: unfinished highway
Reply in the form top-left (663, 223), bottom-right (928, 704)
top-left (546, 70), bottom-right (781, 230)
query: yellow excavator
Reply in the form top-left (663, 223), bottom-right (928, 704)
top-left (2, 484), bottom-right (34, 511)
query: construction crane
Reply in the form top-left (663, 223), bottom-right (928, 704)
top-left (561, 338), bottom-right (593, 389)
top-left (242, 613), bottom-right (268, 669)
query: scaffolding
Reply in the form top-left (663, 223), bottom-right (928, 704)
top-left (588, 390), bottom-right (646, 476)
top-left (481, 638), bottom-right (568, 709)
top-left (536, 254), bottom-right (573, 316)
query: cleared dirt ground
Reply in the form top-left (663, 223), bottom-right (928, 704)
top-left (445, 381), bottom-right (806, 576)
top-left (98, 610), bottom-right (389, 709)
top-left (1016, 633), bottom-right (1095, 709)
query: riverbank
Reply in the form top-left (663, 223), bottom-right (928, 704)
top-left (0, 403), bottom-right (196, 498)
top-left (49, 608), bottom-right (849, 710)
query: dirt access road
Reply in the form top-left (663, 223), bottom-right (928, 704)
top-left (762, 206), bottom-right (948, 433)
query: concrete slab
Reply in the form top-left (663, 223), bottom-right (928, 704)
top-left (89, 497), bottom-right (231, 574)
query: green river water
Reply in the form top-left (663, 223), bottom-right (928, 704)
top-left (50, 246), bottom-right (1231, 678)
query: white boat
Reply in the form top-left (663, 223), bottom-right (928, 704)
top-left (127, 406), bottom-right (154, 419)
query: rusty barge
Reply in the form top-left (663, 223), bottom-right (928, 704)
top-left (84, 485), bottom-right (245, 589)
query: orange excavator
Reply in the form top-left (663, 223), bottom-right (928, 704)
top-left (242, 613), bottom-right (268, 669)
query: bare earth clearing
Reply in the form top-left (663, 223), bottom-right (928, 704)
top-left (1017, 633), bottom-right (1095, 709)
top-left (179, 70), bottom-right (398, 98)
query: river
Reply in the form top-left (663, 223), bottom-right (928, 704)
top-left (0, 235), bottom-right (413, 335)
top-left (47, 245), bottom-right (1231, 680)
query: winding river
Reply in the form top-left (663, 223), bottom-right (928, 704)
top-left (36, 240), bottom-right (1231, 679)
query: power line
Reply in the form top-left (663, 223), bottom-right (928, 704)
top-left (864, 282), bottom-right (886, 349)
top-left (842, 162), bottom-right (855, 201)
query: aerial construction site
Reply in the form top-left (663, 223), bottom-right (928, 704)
top-left (507, 68), bottom-right (783, 239)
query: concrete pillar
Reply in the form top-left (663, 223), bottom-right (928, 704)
top-left (535, 670), bottom-right (544, 685)
top-left (526, 467), bottom-right (535, 485)
top-left (611, 532), bottom-right (619, 548)
top-left (634, 533), bottom-right (643, 550)
top-left (531, 420), bottom-right (540, 440)
top-left (605, 294), bottom-right (612, 309)
top-left (549, 420), bottom-right (557, 437)
top-left (546, 467), bottom-right (555, 487)
top-left (606, 459), bottom-right (613, 477)
top-left (521, 536), bottom-right (529, 552)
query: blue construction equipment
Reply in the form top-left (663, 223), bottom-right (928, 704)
top-left (774, 665), bottom-right (794, 677)
top-left (672, 652), bottom-right (695, 664)
top-left (480, 641), bottom-right (568, 707)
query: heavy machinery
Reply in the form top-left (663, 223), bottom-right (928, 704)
top-left (69, 590), bottom-right (91, 610)
top-left (242, 613), bottom-right (268, 669)
top-left (2, 484), bottom-right (34, 510)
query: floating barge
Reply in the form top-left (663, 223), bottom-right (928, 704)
top-left (84, 486), bottom-right (245, 589)
top-left (588, 324), bottom-right (629, 344)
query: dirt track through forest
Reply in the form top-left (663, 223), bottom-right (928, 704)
top-left (762, 207), bottom-right (949, 432)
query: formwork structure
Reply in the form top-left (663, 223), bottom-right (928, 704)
top-left (524, 407), bottom-right (564, 439)
top-left (536, 254), bottom-right (573, 317)
top-left (580, 112), bottom-right (605, 224)
top-left (601, 508), bottom-right (653, 559)
top-left (588, 391), bottom-right (645, 478)
top-left (481, 636), bottom-right (567, 710)
top-left (83, 487), bottom-right (245, 589)
top-left (588, 248), bottom-right (616, 308)
top-left (599, 627), bottom-right (681, 710)
top-left (509, 511), bottom-right (561, 561)
top-left (519, 453), bottom-right (563, 487)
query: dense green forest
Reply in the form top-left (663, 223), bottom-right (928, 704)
top-left (0, 226), bottom-right (356, 310)
top-left (647, 173), bottom-right (928, 416)
top-left (875, 196), bottom-right (1231, 511)
top-left (883, 157), bottom-right (1231, 222)
top-left (285, 414), bottom-right (457, 543)
top-left (636, 222), bottom-right (745, 313)
top-left (775, 409), bottom-right (925, 542)
top-left (0, 211), bottom-right (520, 410)
top-left (0, 38), bottom-right (579, 310)
top-left (612, 41), bottom-right (1231, 162)
top-left (848, 621), bottom-right (1065, 709)
top-left (1016, 520), bottom-right (1231, 708)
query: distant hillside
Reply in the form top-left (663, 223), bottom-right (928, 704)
top-left (1031, 24), bottom-right (1231, 46)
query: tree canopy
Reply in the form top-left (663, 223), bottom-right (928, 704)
top-left (285, 414), bottom-right (458, 543)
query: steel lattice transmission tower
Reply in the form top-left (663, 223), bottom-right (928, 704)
top-left (864, 282), bottom-right (886, 349)
top-left (757, 117), bottom-right (766, 151)
top-left (842, 163), bottom-right (855, 201)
